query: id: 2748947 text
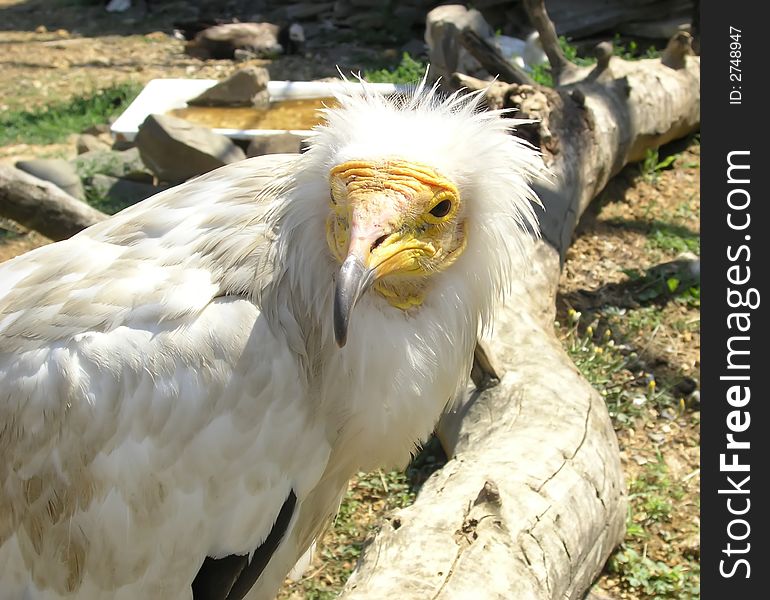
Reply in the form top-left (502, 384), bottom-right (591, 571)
top-left (729, 26), bottom-right (742, 105)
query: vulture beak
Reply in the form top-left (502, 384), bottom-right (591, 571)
top-left (333, 254), bottom-right (375, 347)
top-left (333, 226), bottom-right (426, 347)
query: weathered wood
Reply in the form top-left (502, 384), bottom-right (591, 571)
top-left (0, 164), bottom-right (107, 241)
top-left (522, 0), bottom-right (578, 85)
top-left (339, 28), bottom-right (700, 600)
top-left (458, 28), bottom-right (534, 85)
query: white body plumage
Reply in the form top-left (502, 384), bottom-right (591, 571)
top-left (0, 83), bottom-right (543, 599)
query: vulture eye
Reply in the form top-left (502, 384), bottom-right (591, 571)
top-left (429, 199), bottom-right (452, 218)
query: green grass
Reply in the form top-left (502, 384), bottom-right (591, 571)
top-left (621, 266), bottom-right (700, 309)
top-left (280, 469), bottom-right (417, 599)
top-left (647, 228), bottom-right (700, 256)
top-left (559, 303), bottom-right (699, 428)
top-left (558, 310), bottom-right (659, 426)
top-left (531, 36), bottom-right (595, 86)
top-left (610, 547), bottom-right (699, 599)
top-left (280, 437), bottom-right (444, 598)
top-left (639, 148), bottom-right (679, 183)
top-left (0, 83), bottom-right (141, 146)
top-left (74, 151), bottom-right (148, 215)
top-left (612, 34), bottom-right (662, 61)
top-left (610, 456), bottom-right (698, 599)
top-left (531, 35), bottom-right (661, 87)
top-left (629, 454), bottom-right (685, 526)
top-left (363, 53), bottom-right (426, 84)
top-left (530, 64), bottom-right (554, 87)
top-left (557, 137), bottom-right (699, 600)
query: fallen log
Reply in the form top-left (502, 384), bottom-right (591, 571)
top-left (336, 3), bottom-right (700, 599)
top-left (0, 164), bottom-right (107, 241)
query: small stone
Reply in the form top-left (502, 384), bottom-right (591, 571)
top-left (76, 134), bottom-right (111, 155)
top-left (233, 49), bottom-right (258, 62)
top-left (83, 123), bottom-right (112, 136)
top-left (584, 586), bottom-right (619, 600)
top-left (135, 114), bottom-right (246, 184)
top-left (660, 408), bottom-right (678, 421)
top-left (188, 67), bottom-right (270, 108)
top-left (15, 159), bottom-right (85, 200)
top-left (681, 534), bottom-right (700, 559)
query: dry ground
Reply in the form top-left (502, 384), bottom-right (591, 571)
top-left (559, 139), bottom-right (700, 598)
top-left (1, 1), bottom-right (699, 598)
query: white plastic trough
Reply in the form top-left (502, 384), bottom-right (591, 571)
top-left (110, 78), bottom-right (405, 142)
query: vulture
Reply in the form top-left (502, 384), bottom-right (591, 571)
top-left (0, 80), bottom-right (544, 599)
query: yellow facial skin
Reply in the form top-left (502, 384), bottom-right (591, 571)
top-left (326, 159), bottom-right (467, 310)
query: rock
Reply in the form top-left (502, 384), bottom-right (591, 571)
top-left (73, 148), bottom-right (153, 183)
top-left (186, 23), bottom-right (282, 59)
top-left (522, 31), bottom-right (548, 70)
top-left (76, 133), bottom-right (112, 155)
top-left (675, 251), bottom-right (700, 279)
top-left (233, 48), bottom-right (259, 62)
top-left (86, 174), bottom-right (165, 208)
top-left (185, 22), bottom-right (285, 60)
top-left (343, 12), bottom-right (388, 29)
top-left (584, 587), bottom-right (620, 600)
top-left (247, 133), bottom-right (304, 157)
top-left (672, 376), bottom-right (698, 397)
top-left (82, 123), bottom-right (112, 136)
top-left (617, 16), bottom-right (692, 40)
top-left (111, 137), bottom-right (136, 151)
top-left (393, 5), bottom-right (422, 26)
top-left (134, 114), bottom-right (246, 184)
top-left (15, 158), bottom-right (85, 200)
top-left (105, 0), bottom-right (131, 12)
top-left (188, 67), bottom-right (270, 108)
top-left (680, 533), bottom-right (700, 560)
top-left (285, 2), bottom-right (335, 21)
top-left (647, 431), bottom-right (666, 444)
top-left (281, 23), bottom-right (306, 55)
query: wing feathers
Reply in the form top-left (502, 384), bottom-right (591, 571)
top-left (192, 490), bottom-right (297, 600)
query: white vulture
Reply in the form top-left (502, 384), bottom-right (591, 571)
top-left (0, 81), bottom-right (544, 599)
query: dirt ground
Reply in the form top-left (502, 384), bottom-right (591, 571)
top-left (558, 139), bottom-right (700, 598)
top-left (1, 1), bottom-right (700, 598)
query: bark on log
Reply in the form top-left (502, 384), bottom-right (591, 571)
top-left (522, 0), bottom-right (577, 85)
top-left (0, 165), bottom-right (108, 241)
top-left (458, 28), bottom-right (535, 86)
top-left (337, 32), bottom-right (700, 600)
